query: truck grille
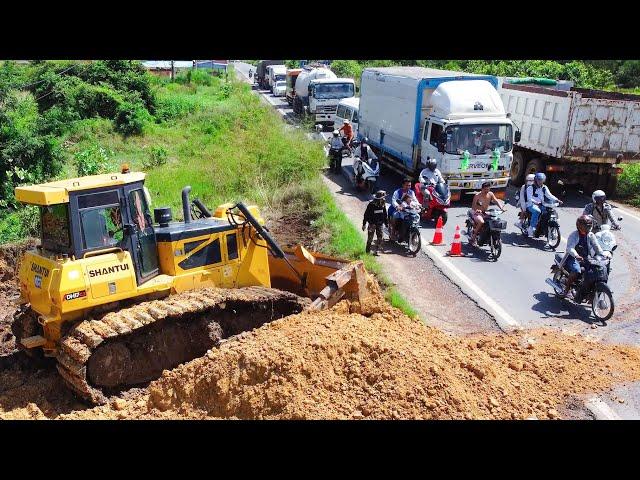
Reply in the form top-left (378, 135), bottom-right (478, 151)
top-left (316, 105), bottom-right (337, 114)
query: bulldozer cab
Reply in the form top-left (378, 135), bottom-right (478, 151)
top-left (16, 171), bottom-right (160, 286)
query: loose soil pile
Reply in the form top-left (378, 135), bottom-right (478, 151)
top-left (0, 240), bottom-right (35, 356)
top-left (39, 290), bottom-right (640, 420)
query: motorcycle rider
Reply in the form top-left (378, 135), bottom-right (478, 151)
top-left (560, 215), bottom-right (609, 298)
top-left (354, 137), bottom-right (378, 186)
top-left (526, 172), bottom-right (563, 237)
top-left (516, 173), bottom-right (535, 229)
top-left (419, 158), bottom-right (445, 203)
top-left (328, 130), bottom-right (345, 173)
top-left (338, 119), bottom-right (354, 146)
top-left (362, 190), bottom-right (388, 255)
top-left (583, 190), bottom-right (620, 231)
top-left (469, 182), bottom-right (506, 247)
top-left (388, 178), bottom-right (418, 241)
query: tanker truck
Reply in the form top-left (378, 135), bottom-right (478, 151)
top-left (293, 66), bottom-right (355, 126)
top-left (357, 66), bottom-right (517, 201)
top-left (499, 79), bottom-right (640, 196)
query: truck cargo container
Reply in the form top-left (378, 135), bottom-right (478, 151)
top-left (256, 60), bottom-right (285, 89)
top-left (500, 81), bottom-right (640, 195)
top-left (358, 67), bottom-right (517, 199)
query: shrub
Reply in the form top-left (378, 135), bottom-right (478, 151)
top-left (74, 144), bottom-right (114, 176)
top-left (617, 163), bottom-right (640, 204)
top-left (0, 206), bottom-right (39, 244)
top-left (616, 61), bottom-right (640, 88)
top-left (155, 94), bottom-right (200, 122)
top-left (143, 145), bottom-right (169, 170)
top-left (114, 100), bottom-right (152, 136)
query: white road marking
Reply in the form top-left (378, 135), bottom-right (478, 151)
top-left (611, 202), bottom-right (640, 224)
top-left (584, 396), bottom-right (622, 420)
top-left (420, 238), bottom-right (522, 332)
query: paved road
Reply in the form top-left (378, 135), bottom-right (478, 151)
top-left (233, 61), bottom-right (640, 418)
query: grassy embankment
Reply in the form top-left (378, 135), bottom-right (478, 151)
top-left (1, 69), bottom-right (418, 317)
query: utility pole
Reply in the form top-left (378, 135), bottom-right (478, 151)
top-left (170, 60), bottom-right (175, 80)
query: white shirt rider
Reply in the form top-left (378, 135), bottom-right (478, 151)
top-left (526, 182), bottom-right (560, 207)
top-left (419, 167), bottom-right (444, 186)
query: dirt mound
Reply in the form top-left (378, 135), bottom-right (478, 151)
top-left (49, 293), bottom-right (640, 420)
top-left (0, 239), bottom-right (36, 356)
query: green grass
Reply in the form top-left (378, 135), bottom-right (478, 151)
top-left (617, 162), bottom-right (640, 207)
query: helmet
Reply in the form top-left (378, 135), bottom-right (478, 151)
top-left (576, 214), bottom-right (593, 232)
top-left (525, 174), bottom-right (535, 184)
top-left (373, 190), bottom-right (386, 200)
top-left (592, 189), bottom-right (606, 204)
top-left (534, 172), bottom-right (546, 183)
top-left (343, 119), bottom-right (350, 125)
top-left (426, 158), bottom-right (437, 171)
top-left (361, 137), bottom-right (368, 145)
top-left (332, 130), bottom-right (339, 136)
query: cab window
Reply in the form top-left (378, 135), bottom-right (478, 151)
top-left (351, 109), bottom-right (359, 123)
top-left (41, 204), bottom-right (71, 250)
top-left (80, 205), bottom-right (123, 249)
top-left (336, 104), bottom-right (346, 120)
top-left (429, 123), bottom-right (443, 147)
top-left (226, 233), bottom-right (238, 260)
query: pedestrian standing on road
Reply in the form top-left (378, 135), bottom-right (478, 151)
top-left (362, 190), bottom-right (388, 255)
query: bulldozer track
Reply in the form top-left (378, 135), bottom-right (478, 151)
top-left (56, 286), bottom-right (309, 405)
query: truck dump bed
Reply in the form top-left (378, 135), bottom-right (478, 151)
top-left (500, 83), bottom-right (640, 163)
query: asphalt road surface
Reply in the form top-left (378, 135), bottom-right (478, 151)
top-left (233, 61), bottom-right (640, 418)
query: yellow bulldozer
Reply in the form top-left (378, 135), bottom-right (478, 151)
top-left (12, 167), bottom-right (371, 404)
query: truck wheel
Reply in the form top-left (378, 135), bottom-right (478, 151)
top-left (510, 150), bottom-right (527, 186)
top-left (525, 157), bottom-right (544, 177)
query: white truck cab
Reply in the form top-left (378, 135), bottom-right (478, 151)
top-left (420, 81), bottom-right (514, 194)
top-left (335, 97), bottom-right (359, 130)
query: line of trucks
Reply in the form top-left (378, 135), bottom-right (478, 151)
top-left (253, 61), bottom-right (640, 197)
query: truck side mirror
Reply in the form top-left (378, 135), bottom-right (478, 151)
top-left (514, 131), bottom-right (522, 143)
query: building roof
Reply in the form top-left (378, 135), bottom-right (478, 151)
top-left (142, 60), bottom-right (193, 70)
top-left (15, 172), bottom-right (146, 206)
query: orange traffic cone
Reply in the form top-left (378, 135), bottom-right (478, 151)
top-left (448, 225), bottom-right (464, 256)
top-left (430, 215), bottom-right (445, 245)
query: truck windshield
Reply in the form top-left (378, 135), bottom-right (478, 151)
top-left (41, 204), bottom-right (71, 251)
top-left (275, 74), bottom-right (286, 82)
top-left (314, 83), bottom-right (355, 99)
top-left (444, 124), bottom-right (513, 155)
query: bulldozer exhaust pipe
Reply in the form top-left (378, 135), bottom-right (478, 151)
top-left (182, 186), bottom-right (192, 223)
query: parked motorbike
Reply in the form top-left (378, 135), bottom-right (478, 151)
top-left (514, 195), bottom-right (561, 249)
top-left (414, 180), bottom-right (451, 225)
top-left (388, 207), bottom-right (422, 256)
top-left (546, 226), bottom-right (618, 321)
top-left (353, 156), bottom-right (380, 193)
top-left (465, 206), bottom-right (507, 260)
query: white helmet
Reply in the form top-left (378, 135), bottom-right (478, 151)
top-left (343, 119), bottom-right (350, 125)
top-left (332, 130), bottom-right (339, 136)
top-left (525, 174), bottom-right (535, 184)
top-left (592, 189), bottom-right (606, 203)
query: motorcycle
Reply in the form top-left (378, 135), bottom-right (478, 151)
top-left (353, 156), bottom-right (380, 193)
top-left (388, 207), bottom-right (422, 256)
top-left (465, 206), bottom-right (507, 260)
top-left (546, 226), bottom-right (618, 321)
top-left (514, 194), bottom-right (561, 249)
top-left (414, 180), bottom-right (451, 225)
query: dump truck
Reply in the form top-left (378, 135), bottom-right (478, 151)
top-left (12, 168), bottom-right (371, 404)
top-left (293, 66), bottom-right (356, 125)
top-left (256, 60), bottom-right (285, 89)
top-left (499, 80), bottom-right (640, 195)
top-left (358, 67), bottom-right (517, 200)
